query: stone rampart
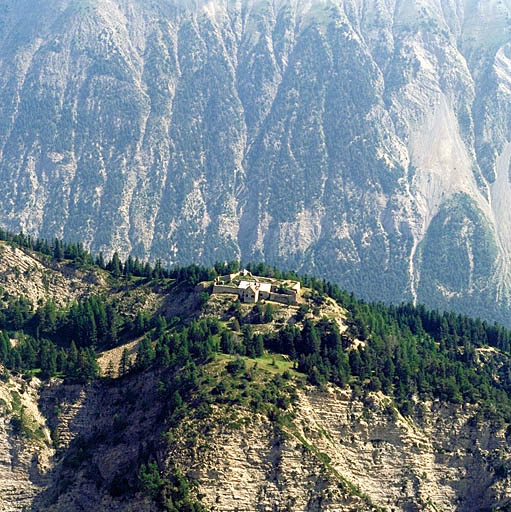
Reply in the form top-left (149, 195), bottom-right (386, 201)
top-left (212, 284), bottom-right (240, 296)
top-left (268, 292), bottom-right (297, 305)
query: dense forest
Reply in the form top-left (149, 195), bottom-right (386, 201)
top-left (1, 230), bottom-right (511, 425)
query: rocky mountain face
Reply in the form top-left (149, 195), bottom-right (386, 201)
top-left (2, 365), bottom-right (511, 512)
top-left (176, 387), bottom-right (511, 512)
top-left (1, 0), bottom-right (511, 323)
top-left (0, 374), bottom-right (53, 512)
top-left (0, 241), bottom-right (105, 307)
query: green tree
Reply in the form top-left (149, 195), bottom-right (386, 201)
top-left (136, 337), bottom-right (155, 369)
top-left (105, 359), bottom-right (115, 379)
top-left (138, 462), bottom-right (162, 499)
top-left (108, 252), bottom-right (122, 277)
top-left (263, 303), bottom-right (274, 323)
top-left (119, 348), bottom-right (130, 377)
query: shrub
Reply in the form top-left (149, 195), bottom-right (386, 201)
top-left (226, 357), bottom-right (246, 376)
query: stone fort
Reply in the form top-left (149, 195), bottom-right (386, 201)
top-left (212, 270), bottom-right (301, 305)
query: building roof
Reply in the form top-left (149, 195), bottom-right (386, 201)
top-left (239, 280), bottom-right (271, 293)
top-left (258, 282), bottom-right (272, 293)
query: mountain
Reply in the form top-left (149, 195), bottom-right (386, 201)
top-left (1, 237), bottom-right (511, 511)
top-left (1, 0), bottom-right (511, 323)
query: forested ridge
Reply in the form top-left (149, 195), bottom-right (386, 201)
top-left (2, 231), bottom-right (511, 510)
top-left (0, 230), bottom-right (511, 426)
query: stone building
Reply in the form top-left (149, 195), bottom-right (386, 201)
top-left (212, 271), bottom-right (301, 305)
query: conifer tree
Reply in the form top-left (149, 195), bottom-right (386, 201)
top-left (0, 332), bottom-right (10, 363)
top-left (119, 348), bottom-right (130, 377)
top-left (109, 252), bottom-right (122, 277)
top-left (105, 359), bottom-right (115, 379)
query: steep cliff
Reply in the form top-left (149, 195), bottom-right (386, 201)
top-left (1, 0), bottom-right (511, 323)
top-left (0, 241), bottom-right (104, 306)
top-left (3, 362), bottom-right (511, 512)
top-left (170, 383), bottom-right (511, 512)
top-left (0, 373), bottom-right (53, 512)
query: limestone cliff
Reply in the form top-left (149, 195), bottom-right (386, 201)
top-left (167, 383), bottom-right (511, 512)
top-left (3, 366), bottom-right (510, 512)
top-left (0, 241), bottom-right (104, 307)
top-left (0, 374), bottom-right (53, 512)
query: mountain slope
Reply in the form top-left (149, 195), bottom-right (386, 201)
top-left (1, 239), bottom-right (511, 510)
top-left (12, 360), bottom-right (511, 512)
top-left (2, 0), bottom-right (511, 323)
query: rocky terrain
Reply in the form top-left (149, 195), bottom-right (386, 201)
top-left (172, 384), bottom-right (511, 512)
top-left (0, 241), bottom-right (104, 307)
top-left (0, 241), bottom-right (510, 511)
top-left (2, 0), bottom-right (511, 323)
top-left (0, 375), bottom-right (53, 512)
top-left (2, 360), bottom-right (511, 512)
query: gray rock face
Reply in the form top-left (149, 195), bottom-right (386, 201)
top-left (1, 0), bottom-right (511, 323)
top-left (4, 370), bottom-right (511, 512)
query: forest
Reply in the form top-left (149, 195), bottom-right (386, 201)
top-left (1, 231), bottom-right (511, 424)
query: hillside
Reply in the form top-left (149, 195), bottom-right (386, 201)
top-left (0, 237), bottom-right (511, 510)
top-left (2, 0), bottom-right (511, 324)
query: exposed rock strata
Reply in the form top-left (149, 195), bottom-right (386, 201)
top-left (0, 241), bottom-right (104, 307)
top-left (1, 367), bottom-right (511, 511)
top-left (0, 375), bottom-right (53, 512)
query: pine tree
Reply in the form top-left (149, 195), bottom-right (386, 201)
top-left (136, 337), bottom-right (155, 369)
top-left (134, 311), bottom-right (146, 335)
top-left (156, 316), bottom-right (167, 338)
top-left (67, 341), bottom-right (79, 377)
top-left (109, 252), bottom-right (122, 277)
top-left (170, 390), bottom-right (183, 410)
top-left (254, 334), bottom-right (264, 357)
top-left (105, 359), bottom-right (115, 379)
top-left (106, 304), bottom-right (119, 347)
top-left (156, 344), bottom-right (171, 367)
top-left (0, 332), bottom-right (10, 363)
top-left (53, 239), bottom-right (64, 261)
top-left (124, 255), bottom-right (134, 277)
top-left (220, 331), bottom-right (235, 354)
top-left (119, 348), bottom-right (130, 377)
top-left (263, 303), bottom-right (274, 323)
top-left (56, 349), bottom-right (68, 374)
top-left (40, 341), bottom-right (58, 378)
top-left (92, 298), bottom-right (108, 344)
top-left (96, 252), bottom-right (106, 269)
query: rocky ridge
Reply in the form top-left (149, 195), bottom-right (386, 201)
top-left (0, 244), bottom-right (509, 511)
top-left (168, 381), bottom-right (511, 512)
top-left (0, 241), bottom-right (104, 307)
top-left (0, 374), bottom-right (53, 512)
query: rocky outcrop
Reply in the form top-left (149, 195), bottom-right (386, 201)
top-left (166, 385), bottom-right (511, 512)
top-left (173, 415), bottom-right (376, 512)
top-left (1, 0), bottom-right (511, 323)
top-left (0, 364), bottom-right (510, 511)
top-left (0, 241), bottom-right (104, 307)
top-left (0, 374), bottom-right (53, 512)
top-left (294, 388), bottom-right (511, 512)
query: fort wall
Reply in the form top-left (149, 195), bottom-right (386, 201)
top-left (212, 284), bottom-right (240, 296)
top-left (268, 292), bottom-right (297, 305)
